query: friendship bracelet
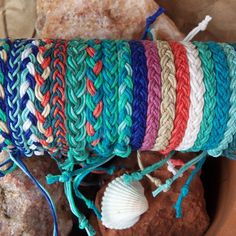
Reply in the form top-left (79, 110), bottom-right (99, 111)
top-left (6, 39), bottom-right (31, 156)
top-left (141, 40), bottom-right (161, 151)
top-left (152, 41), bottom-right (176, 151)
top-left (86, 40), bottom-right (104, 154)
top-left (161, 41), bottom-right (190, 154)
top-left (114, 40), bottom-right (133, 157)
top-left (190, 42), bottom-right (216, 151)
top-left (223, 44), bottom-right (236, 159)
top-left (20, 39), bottom-right (43, 155)
top-left (208, 43), bottom-right (236, 156)
top-left (204, 42), bottom-right (230, 150)
top-left (34, 39), bottom-right (56, 153)
top-left (50, 40), bottom-right (68, 157)
top-left (100, 40), bottom-right (118, 156)
top-left (129, 40), bottom-right (148, 150)
top-left (176, 42), bottom-right (205, 151)
top-left (0, 38), bottom-right (236, 236)
top-left (65, 39), bottom-right (88, 165)
top-left (0, 39), bottom-right (11, 149)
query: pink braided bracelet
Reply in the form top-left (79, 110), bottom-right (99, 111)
top-left (141, 40), bottom-right (162, 150)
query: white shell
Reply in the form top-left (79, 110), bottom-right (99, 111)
top-left (101, 174), bottom-right (149, 230)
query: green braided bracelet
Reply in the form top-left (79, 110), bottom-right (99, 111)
top-left (114, 40), bottom-right (133, 157)
top-left (190, 42), bottom-right (216, 151)
top-left (85, 39), bottom-right (104, 155)
top-left (99, 39), bottom-right (119, 155)
top-left (64, 39), bottom-right (89, 167)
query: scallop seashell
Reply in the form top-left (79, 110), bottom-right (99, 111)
top-left (101, 174), bottom-right (149, 230)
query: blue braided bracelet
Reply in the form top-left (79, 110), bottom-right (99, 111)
top-left (129, 40), bottom-right (148, 150)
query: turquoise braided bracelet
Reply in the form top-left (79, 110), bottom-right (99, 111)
top-left (208, 43), bottom-right (236, 156)
top-left (64, 39), bottom-right (89, 167)
top-left (203, 42), bottom-right (230, 150)
top-left (100, 40), bottom-right (118, 156)
top-left (85, 40), bottom-right (104, 155)
top-left (190, 42), bottom-right (216, 151)
top-left (114, 40), bottom-right (133, 157)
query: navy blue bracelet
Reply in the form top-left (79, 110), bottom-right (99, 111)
top-left (129, 40), bottom-right (148, 150)
top-left (5, 39), bottom-right (31, 156)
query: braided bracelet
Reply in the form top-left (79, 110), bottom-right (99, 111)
top-left (208, 43), bottom-right (236, 156)
top-left (204, 42), bottom-right (230, 150)
top-left (129, 40), bottom-right (148, 150)
top-left (5, 39), bottom-right (31, 156)
top-left (34, 39), bottom-right (56, 153)
top-left (99, 40), bottom-right (118, 156)
top-left (152, 41), bottom-right (176, 151)
top-left (161, 41), bottom-right (190, 154)
top-left (141, 40), bottom-right (161, 151)
top-left (20, 39), bottom-right (43, 155)
top-left (190, 42), bottom-right (216, 151)
top-left (64, 39), bottom-right (88, 165)
top-left (86, 40), bottom-right (104, 154)
top-left (223, 44), bottom-right (236, 158)
top-left (114, 40), bottom-right (133, 157)
top-left (50, 39), bottom-right (68, 157)
top-left (0, 39), bottom-right (11, 149)
top-left (176, 42), bottom-right (205, 151)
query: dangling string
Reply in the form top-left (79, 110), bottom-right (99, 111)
top-left (8, 152), bottom-right (58, 236)
top-left (123, 151), bottom-right (175, 184)
top-left (174, 155), bottom-right (206, 218)
top-left (142, 7), bottom-right (165, 40)
top-left (152, 152), bottom-right (207, 197)
top-left (184, 15), bottom-right (212, 42)
top-left (137, 151), bottom-right (161, 186)
top-left (46, 154), bottom-right (115, 235)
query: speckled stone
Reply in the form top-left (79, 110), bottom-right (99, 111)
top-left (0, 153), bottom-right (72, 236)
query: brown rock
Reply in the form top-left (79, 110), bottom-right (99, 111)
top-left (0, 153), bottom-right (72, 236)
top-left (93, 152), bottom-right (209, 236)
top-left (36, 0), bottom-right (184, 40)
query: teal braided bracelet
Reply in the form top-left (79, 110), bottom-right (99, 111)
top-left (208, 43), bottom-right (236, 156)
top-left (190, 42), bottom-right (216, 151)
top-left (203, 42), bottom-right (230, 150)
top-left (85, 40), bottom-right (104, 155)
top-left (114, 40), bottom-right (133, 157)
top-left (99, 40), bottom-right (118, 155)
top-left (64, 39), bottom-right (89, 167)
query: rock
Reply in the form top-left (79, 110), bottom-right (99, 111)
top-left (93, 151), bottom-right (209, 236)
top-left (0, 153), bottom-right (73, 236)
top-left (36, 0), bottom-right (184, 40)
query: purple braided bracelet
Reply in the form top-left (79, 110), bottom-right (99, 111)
top-left (141, 40), bottom-right (162, 150)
